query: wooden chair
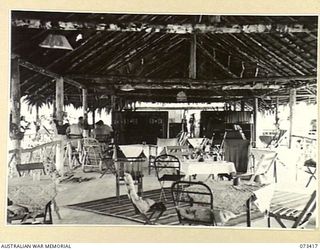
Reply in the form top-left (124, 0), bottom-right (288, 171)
top-left (154, 154), bottom-right (185, 201)
top-left (16, 162), bottom-right (46, 177)
top-left (66, 135), bottom-right (83, 169)
top-left (171, 181), bottom-right (217, 226)
top-left (304, 159), bottom-right (316, 188)
top-left (148, 144), bottom-right (158, 175)
top-left (7, 200), bottom-right (53, 225)
top-left (123, 173), bottom-right (166, 224)
top-left (267, 190), bottom-right (316, 228)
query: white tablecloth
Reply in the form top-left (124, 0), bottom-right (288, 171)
top-left (181, 160), bottom-right (236, 177)
top-left (187, 180), bottom-right (275, 224)
top-left (119, 144), bottom-right (150, 158)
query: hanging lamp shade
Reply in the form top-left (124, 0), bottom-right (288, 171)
top-left (176, 91), bottom-right (187, 102)
top-left (120, 84), bottom-right (135, 92)
top-left (39, 34), bottom-right (73, 50)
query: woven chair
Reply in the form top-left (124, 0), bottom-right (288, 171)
top-left (267, 190), bottom-right (316, 228)
top-left (124, 173), bottom-right (166, 224)
top-left (154, 154), bottom-right (185, 201)
top-left (81, 138), bottom-right (104, 173)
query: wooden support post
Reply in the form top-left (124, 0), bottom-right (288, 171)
top-left (82, 88), bottom-right (89, 137)
top-left (35, 105), bottom-right (40, 133)
top-left (189, 34), bottom-right (197, 79)
top-left (55, 77), bottom-right (64, 122)
top-left (253, 98), bottom-right (258, 148)
top-left (92, 108), bottom-right (96, 126)
top-left (241, 100), bottom-right (245, 111)
top-left (275, 97), bottom-right (279, 127)
top-left (55, 77), bottom-right (64, 174)
top-left (11, 57), bottom-right (21, 168)
top-left (289, 88), bottom-right (296, 149)
top-left (233, 102), bottom-right (237, 111)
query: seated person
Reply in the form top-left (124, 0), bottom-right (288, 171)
top-left (52, 118), bottom-right (69, 136)
top-left (66, 117), bottom-right (84, 153)
top-left (66, 116), bottom-right (84, 139)
top-left (92, 120), bottom-right (113, 143)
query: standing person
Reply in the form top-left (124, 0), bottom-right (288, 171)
top-left (189, 114), bottom-right (195, 138)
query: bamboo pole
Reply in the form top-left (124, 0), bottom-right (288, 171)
top-left (55, 77), bottom-right (65, 174)
top-left (289, 88), bottom-right (296, 149)
top-left (11, 57), bottom-right (21, 168)
top-left (253, 98), bottom-right (259, 148)
top-left (82, 88), bottom-right (89, 137)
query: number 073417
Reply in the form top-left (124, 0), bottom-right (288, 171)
top-left (300, 244), bottom-right (318, 248)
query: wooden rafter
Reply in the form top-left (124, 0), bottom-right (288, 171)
top-left (197, 42), bottom-right (238, 78)
top-left (12, 19), bottom-right (317, 34)
top-left (18, 58), bottom-right (84, 89)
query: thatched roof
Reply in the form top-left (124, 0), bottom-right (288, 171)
top-left (11, 11), bottom-right (317, 110)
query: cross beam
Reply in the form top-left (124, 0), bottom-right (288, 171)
top-left (67, 74), bottom-right (316, 89)
top-left (18, 58), bottom-right (85, 89)
top-left (12, 19), bottom-right (316, 34)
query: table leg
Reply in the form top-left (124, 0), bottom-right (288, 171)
top-left (246, 197), bottom-right (252, 227)
top-left (52, 199), bottom-right (62, 220)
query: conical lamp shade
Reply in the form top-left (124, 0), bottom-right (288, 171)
top-left (39, 34), bottom-right (73, 50)
top-left (120, 84), bottom-right (135, 91)
top-left (176, 91), bottom-right (187, 102)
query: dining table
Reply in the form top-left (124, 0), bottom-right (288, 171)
top-left (187, 179), bottom-right (275, 227)
top-left (7, 176), bottom-right (60, 222)
top-left (180, 159), bottom-right (236, 180)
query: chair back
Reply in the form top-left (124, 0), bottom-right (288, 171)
top-left (248, 149), bottom-right (278, 182)
top-left (154, 154), bottom-right (181, 180)
top-left (116, 157), bottom-right (145, 181)
top-left (293, 190), bottom-right (317, 228)
top-left (16, 162), bottom-right (46, 177)
top-left (166, 146), bottom-right (191, 159)
top-left (171, 181), bottom-right (215, 225)
top-left (156, 138), bottom-right (179, 155)
top-left (68, 134), bottom-right (83, 149)
top-left (82, 138), bottom-right (103, 171)
top-left (223, 139), bottom-right (250, 173)
top-left (123, 172), bottom-right (142, 209)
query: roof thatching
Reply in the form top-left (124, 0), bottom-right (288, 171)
top-left (11, 11), bottom-right (317, 110)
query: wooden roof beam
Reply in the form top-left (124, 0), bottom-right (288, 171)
top-left (67, 74), bottom-right (316, 86)
top-left (12, 19), bottom-right (317, 34)
top-left (18, 58), bottom-right (85, 89)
